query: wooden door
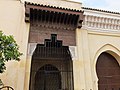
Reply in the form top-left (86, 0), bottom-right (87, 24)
top-left (96, 52), bottom-right (120, 90)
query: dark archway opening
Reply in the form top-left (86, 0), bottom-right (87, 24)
top-left (96, 52), bottom-right (120, 90)
top-left (29, 34), bottom-right (74, 90)
top-left (35, 64), bottom-right (61, 90)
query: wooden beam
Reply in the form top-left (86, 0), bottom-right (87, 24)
top-left (25, 7), bottom-right (30, 22)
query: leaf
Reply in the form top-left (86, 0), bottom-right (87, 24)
top-left (0, 31), bottom-right (23, 73)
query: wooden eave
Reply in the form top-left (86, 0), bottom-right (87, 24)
top-left (25, 2), bottom-right (84, 29)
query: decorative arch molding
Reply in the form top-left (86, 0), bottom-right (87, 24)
top-left (94, 44), bottom-right (120, 65)
top-left (92, 44), bottom-right (120, 90)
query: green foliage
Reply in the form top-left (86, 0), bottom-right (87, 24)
top-left (0, 31), bottom-right (22, 73)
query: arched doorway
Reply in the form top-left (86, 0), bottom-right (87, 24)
top-left (29, 34), bottom-right (74, 90)
top-left (35, 64), bottom-right (61, 90)
top-left (96, 52), bottom-right (120, 90)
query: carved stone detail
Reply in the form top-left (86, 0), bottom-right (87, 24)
top-left (69, 46), bottom-right (78, 60)
top-left (83, 15), bottom-right (120, 31)
top-left (27, 43), bottom-right (37, 56)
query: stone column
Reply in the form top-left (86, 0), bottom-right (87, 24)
top-left (71, 28), bottom-right (86, 90)
top-left (69, 46), bottom-right (78, 90)
top-left (80, 28), bottom-right (93, 90)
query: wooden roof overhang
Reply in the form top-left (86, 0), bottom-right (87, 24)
top-left (25, 2), bottom-right (84, 30)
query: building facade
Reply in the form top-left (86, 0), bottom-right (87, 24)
top-left (0, 0), bottom-right (120, 90)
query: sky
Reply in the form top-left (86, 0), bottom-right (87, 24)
top-left (72, 0), bottom-right (120, 12)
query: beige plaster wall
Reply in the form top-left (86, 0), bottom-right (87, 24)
top-left (73, 29), bottom-right (93, 90)
top-left (0, 0), bottom-right (30, 90)
top-left (88, 31), bottom-right (120, 90)
top-left (0, 0), bottom-right (82, 90)
top-left (1, 0), bottom-right (120, 90)
top-left (75, 28), bottom-right (120, 90)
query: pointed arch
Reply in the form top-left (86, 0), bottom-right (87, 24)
top-left (94, 44), bottom-right (120, 66)
top-left (93, 44), bottom-right (120, 90)
top-left (96, 52), bottom-right (120, 90)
